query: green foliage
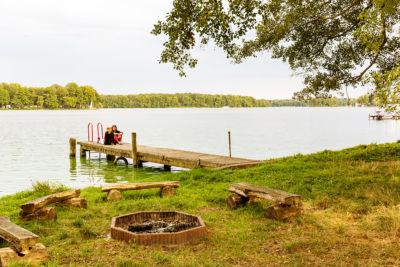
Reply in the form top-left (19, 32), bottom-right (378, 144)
top-left (31, 181), bottom-right (70, 194)
top-left (101, 93), bottom-right (270, 108)
top-left (152, 0), bottom-right (400, 107)
top-left (0, 82), bottom-right (101, 109)
top-left (1, 142), bottom-right (400, 265)
top-left (0, 85), bottom-right (10, 107)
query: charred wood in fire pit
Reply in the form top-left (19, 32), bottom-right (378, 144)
top-left (127, 220), bottom-right (199, 234)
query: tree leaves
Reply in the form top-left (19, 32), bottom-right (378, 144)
top-left (152, 0), bottom-right (400, 108)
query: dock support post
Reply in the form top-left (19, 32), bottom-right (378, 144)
top-left (69, 138), bottom-right (76, 157)
top-left (80, 147), bottom-right (86, 158)
top-left (228, 131), bottom-right (232, 157)
top-left (106, 155), bottom-right (115, 161)
top-left (131, 132), bottom-right (138, 167)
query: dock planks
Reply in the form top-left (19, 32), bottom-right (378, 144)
top-left (78, 141), bottom-right (260, 169)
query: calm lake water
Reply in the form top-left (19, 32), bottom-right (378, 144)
top-left (0, 107), bottom-right (399, 197)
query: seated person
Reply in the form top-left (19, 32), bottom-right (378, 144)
top-left (112, 125), bottom-right (123, 144)
top-left (104, 127), bottom-right (116, 145)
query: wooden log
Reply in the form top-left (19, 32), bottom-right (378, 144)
top-left (0, 243), bottom-right (47, 266)
top-left (266, 204), bottom-right (301, 220)
top-left (80, 147), bottom-right (86, 158)
top-left (101, 181), bottom-right (180, 192)
top-left (19, 208), bottom-right (57, 221)
top-left (20, 189), bottom-right (81, 213)
top-left (160, 186), bottom-right (176, 197)
top-left (229, 183), bottom-right (301, 206)
top-left (226, 194), bottom-right (248, 209)
top-left (55, 198), bottom-right (87, 208)
top-left (69, 138), bottom-right (76, 157)
top-left (131, 132), bottom-right (138, 167)
top-left (0, 216), bottom-right (38, 254)
top-left (107, 190), bottom-right (122, 201)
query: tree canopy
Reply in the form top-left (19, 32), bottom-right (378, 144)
top-left (152, 0), bottom-right (400, 109)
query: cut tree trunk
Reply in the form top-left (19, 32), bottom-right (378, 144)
top-left (160, 186), bottom-right (176, 197)
top-left (107, 190), bottom-right (122, 201)
top-left (55, 198), bottom-right (87, 208)
top-left (20, 190), bottom-right (81, 214)
top-left (0, 243), bottom-right (47, 266)
top-left (101, 181), bottom-right (180, 192)
top-left (266, 204), bottom-right (301, 220)
top-left (0, 216), bottom-right (38, 254)
top-left (19, 208), bottom-right (57, 221)
top-left (226, 194), bottom-right (248, 209)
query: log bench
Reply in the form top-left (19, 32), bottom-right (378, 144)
top-left (0, 216), bottom-right (47, 266)
top-left (101, 181), bottom-right (180, 201)
top-left (226, 183), bottom-right (302, 220)
top-left (19, 189), bottom-right (87, 221)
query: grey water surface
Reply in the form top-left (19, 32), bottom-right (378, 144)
top-left (0, 107), bottom-right (399, 197)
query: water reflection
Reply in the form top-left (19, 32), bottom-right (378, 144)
top-left (70, 156), bottom-right (164, 186)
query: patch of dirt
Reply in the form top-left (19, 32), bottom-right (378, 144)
top-left (127, 220), bottom-right (199, 234)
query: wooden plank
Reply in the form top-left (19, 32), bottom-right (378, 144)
top-left (229, 183), bottom-right (301, 205)
top-left (0, 216), bottom-right (38, 254)
top-left (77, 141), bottom-right (259, 169)
top-left (20, 190), bottom-right (81, 213)
top-left (101, 181), bottom-right (180, 192)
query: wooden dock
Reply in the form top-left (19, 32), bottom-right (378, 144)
top-left (73, 134), bottom-right (260, 170)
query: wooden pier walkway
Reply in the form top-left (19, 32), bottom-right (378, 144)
top-left (74, 135), bottom-right (260, 170)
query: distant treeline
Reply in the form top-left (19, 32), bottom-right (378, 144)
top-left (0, 82), bottom-right (100, 109)
top-left (0, 82), bottom-right (378, 109)
top-left (101, 94), bottom-right (270, 108)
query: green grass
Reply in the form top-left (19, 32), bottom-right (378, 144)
top-left (2, 142), bottom-right (400, 266)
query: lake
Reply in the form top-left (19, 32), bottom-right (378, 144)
top-left (0, 107), bottom-right (399, 197)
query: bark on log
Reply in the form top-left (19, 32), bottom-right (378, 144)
top-left (101, 181), bottom-right (180, 192)
top-left (19, 208), bottom-right (57, 221)
top-left (55, 198), bottom-right (87, 208)
top-left (226, 194), bottom-right (248, 209)
top-left (229, 183), bottom-right (301, 205)
top-left (20, 190), bottom-right (81, 213)
top-left (107, 190), bottom-right (122, 201)
top-left (0, 216), bottom-right (38, 254)
top-left (0, 243), bottom-right (47, 266)
top-left (266, 204), bottom-right (301, 220)
top-left (160, 186), bottom-right (176, 197)
top-left (69, 138), bottom-right (76, 157)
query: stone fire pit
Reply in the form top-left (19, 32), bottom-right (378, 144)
top-left (110, 211), bottom-right (206, 245)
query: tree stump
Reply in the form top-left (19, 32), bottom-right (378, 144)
top-left (107, 190), bottom-right (122, 201)
top-left (0, 243), bottom-right (48, 266)
top-left (226, 194), bottom-right (248, 209)
top-left (55, 198), bottom-right (87, 208)
top-left (266, 204), bottom-right (301, 220)
top-left (19, 208), bottom-right (57, 221)
top-left (160, 186), bottom-right (176, 197)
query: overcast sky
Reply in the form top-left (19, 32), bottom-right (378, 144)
top-left (0, 0), bottom-right (366, 99)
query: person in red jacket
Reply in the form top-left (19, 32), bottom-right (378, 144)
top-left (112, 125), bottom-right (123, 144)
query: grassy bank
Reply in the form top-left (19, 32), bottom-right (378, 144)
top-left (1, 142), bottom-right (400, 266)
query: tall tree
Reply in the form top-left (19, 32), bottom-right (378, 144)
top-left (0, 86), bottom-right (10, 107)
top-left (152, 0), bottom-right (400, 108)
